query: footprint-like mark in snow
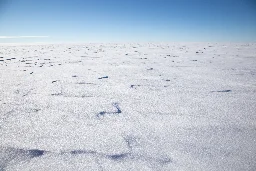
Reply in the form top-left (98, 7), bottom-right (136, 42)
top-left (97, 103), bottom-right (122, 117)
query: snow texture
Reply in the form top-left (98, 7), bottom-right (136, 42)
top-left (0, 43), bottom-right (256, 170)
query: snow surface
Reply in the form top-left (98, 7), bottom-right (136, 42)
top-left (0, 43), bottom-right (256, 171)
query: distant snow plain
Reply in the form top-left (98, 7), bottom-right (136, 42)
top-left (0, 43), bottom-right (256, 170)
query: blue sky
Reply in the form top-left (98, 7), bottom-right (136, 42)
top-left (0, 0), bottom-right (256, 43)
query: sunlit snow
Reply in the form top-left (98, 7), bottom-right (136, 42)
top-left (0, 43), bottom-right (256, 170)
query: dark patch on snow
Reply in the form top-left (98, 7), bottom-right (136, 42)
top-left (22, 89), bottom-right (33, 97)
top-left (155, 157), bottom-right (172, 164)
top-left (131, 85), bottom-right (141, 89)
top-left (107, 153), bottom-right (129, 160)
top-left (211, 90), bottom-right (232, 93)
top-left (147, 68), bottom-right (153, 70)
top-left (98, 111), bottom-right (107, 116)
top-left (98, 76), bottom-right (108, 79)
top-left (70, 150), bottom-right (96, 155)
top-left (27, 108), bottom-right (41, 113)
top-left (69, 150), bottom-right (131, 162)
top-left (51, 93), bottom-right (62, 96)
top-left (0, 147), bottom-right (45, 170)
top-left (113, 103), bottom-right (122, 114)
top-left (124, 135), bottom-right (140, 150)
top-left (97, 103), bottom-right (122, 117)
top-left (28, 149), bottom-right (45, 158)
top-left (217, 90), bottom-right (232, 92)
top-left (77, 82), bottom-right (95, 85)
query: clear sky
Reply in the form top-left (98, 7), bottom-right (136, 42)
top-left (0, 0), bottom-right (256, 43)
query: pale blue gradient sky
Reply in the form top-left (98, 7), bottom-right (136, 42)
top-left (0, 0), bottom-right (256, 43)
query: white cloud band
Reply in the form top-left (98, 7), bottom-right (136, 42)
top-left (0, 36), bottom-right (49, 39)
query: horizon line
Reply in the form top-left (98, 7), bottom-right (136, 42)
top-left (0, 36), bottom-right (50, 39)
